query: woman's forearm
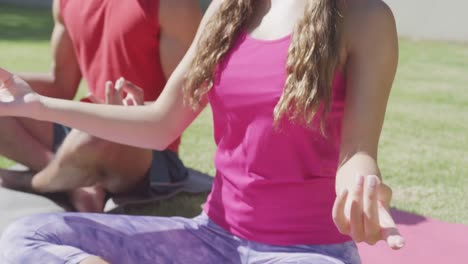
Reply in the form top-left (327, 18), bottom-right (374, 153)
top-left (37, 96), bottom-right (178, 150)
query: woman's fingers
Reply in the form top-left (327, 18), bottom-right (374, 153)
top-left (375, 182), bottom-right (404, 248)
top-left (363, 175), bottom-right (381, 245)
top-left (349, 175), bottom-right (365, 242)
top-left (0, 69), bottom-right (39, 113)
top-left (334, 175), bottom-right (404, 249)
top-left (0, 68), bottom-right (15, 88)
top-left (332, 189), bottom-right (350, 234)
top-left (334, 175), bottom-right (366, 242)
top-left (0, 67), bottom-right (13, 84)
top-left (378, 183), bottom-right (393, 209)
top-left (378, 202), bottom-right (405, 250)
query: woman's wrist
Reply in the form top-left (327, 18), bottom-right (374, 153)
top-left (335, 171), bottom-right (382, 195)
top-left (29, 94), bottom-right (50, 121)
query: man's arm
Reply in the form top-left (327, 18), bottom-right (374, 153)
top-left (21, 0), bottom-right (81, 100)
top-left (0, 0), bottom-right (224, 150)
top-left (159, 0), bottom-right (203, 79)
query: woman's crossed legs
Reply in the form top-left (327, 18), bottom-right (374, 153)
top-left (0, 213), bottom-right (360, 264)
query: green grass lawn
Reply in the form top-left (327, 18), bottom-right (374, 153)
top-left (0, 4), bottom-right (467, 223)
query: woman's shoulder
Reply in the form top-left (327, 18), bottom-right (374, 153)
top-left (342, 0), bottom-right (394, 21)
top-left (341, 0), bottom-right (397, 50)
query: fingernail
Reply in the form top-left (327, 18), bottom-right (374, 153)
top-left (356, 175), bottom-right (364, 186)
top-left (367, 176), bottom-right (377, 189)
top-left (397, 238), bottom-right (405, 248)
top-left (340, 189), bottom-right (348, 197)
top-left (118, 78), bottom-right (124, 86)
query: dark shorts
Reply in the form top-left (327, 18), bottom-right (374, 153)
top-left (53, 124), bottom-right (189, 193)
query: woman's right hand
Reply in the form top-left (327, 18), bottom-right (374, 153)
top-left (0, 67), bottom-right (42, 117)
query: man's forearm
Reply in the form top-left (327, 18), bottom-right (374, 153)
top-left (20, 73), bottom-right (75, 100)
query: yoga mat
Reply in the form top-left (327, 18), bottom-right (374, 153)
top-left (0, 188), bottom-right (66, 234)
top-left (0, 165), bottom-right (67, 233)
top-left (5, 164), bottom-right (466, 263)
top-left (358, 209), bottom-right (468, 263)
top-left (1, 165), bottom-right (213, 233)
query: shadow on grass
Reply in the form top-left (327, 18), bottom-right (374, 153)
top-left (391, 208), bottom-right (427, 226)
top-left (108, 168), bottom-right (213, 218)
top-left (112, 192), bottom-right (209, 218)
top-left (0, 4), bottom-right (53, 41)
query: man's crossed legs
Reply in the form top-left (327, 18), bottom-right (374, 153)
top-left (0, 115), bottom-right (186, 212)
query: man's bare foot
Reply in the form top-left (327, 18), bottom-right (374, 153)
top-left (31, 160), bottom-right (99, 193)
top-left (69, 186), bottom-right (107, 213)
top-left (0, 168), bottom-right (35, 192)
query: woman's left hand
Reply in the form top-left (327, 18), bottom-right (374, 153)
top-left (0, 67), bottom-right (42, 117)
top-left (332, 175), bottom-right (405, 249)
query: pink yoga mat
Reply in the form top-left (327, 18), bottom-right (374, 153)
top-left (358, 209), bottom-right (468, 263)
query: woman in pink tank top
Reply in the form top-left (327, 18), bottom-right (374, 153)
top-left (0, 0), bottom-right (405, 263)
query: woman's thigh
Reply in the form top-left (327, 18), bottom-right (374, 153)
top-left (247, 241), bottom-right (361, 264)
top-left (0, 213), bottom-right (242, 264)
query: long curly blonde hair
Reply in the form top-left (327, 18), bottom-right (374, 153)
top-left (184, 0), bottom-right (342, 131)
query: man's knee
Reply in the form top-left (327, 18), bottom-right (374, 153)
top-left (55, 131), bottom-right (111, 167)
top-left (53, 130), bottom-right (152, 192)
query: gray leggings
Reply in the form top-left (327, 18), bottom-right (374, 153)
top-left (0, 212), bottom-right (361, 264)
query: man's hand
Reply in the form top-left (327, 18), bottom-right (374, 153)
top-left (88, 77), bottom-right (145, 106)
top-left (332, 175), bottom-right (405, 249)
top-left (105, 77), bottom-right (145, 106)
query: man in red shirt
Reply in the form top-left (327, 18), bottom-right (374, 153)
top-left (0, 0), bottom-right (202, 212)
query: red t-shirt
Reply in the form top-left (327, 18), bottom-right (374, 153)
top-left (60, 0), bottom-right (179, 152)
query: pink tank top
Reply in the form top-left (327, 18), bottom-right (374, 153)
top-left (203, 32), bottom-right (350, 245)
